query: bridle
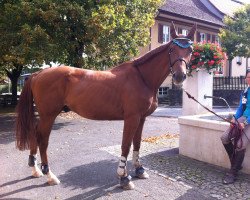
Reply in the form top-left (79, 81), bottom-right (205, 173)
top-left (169, 38), bottom-right (193, 75)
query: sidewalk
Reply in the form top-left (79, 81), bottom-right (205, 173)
top-left (152, 105), bottom-right (236, 118)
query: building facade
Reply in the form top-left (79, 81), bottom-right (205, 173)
top-left (139, 0), bottom-right (249, 91)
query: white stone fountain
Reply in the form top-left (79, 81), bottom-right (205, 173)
top-left (178, 71), bottom-right (250, 174)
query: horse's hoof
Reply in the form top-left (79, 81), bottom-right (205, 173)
top-left (119, 175), bottom-right (135, 190)
top-left (48, 177), bottom-right (60, 185)
top-left (122, 181), bottom-right (135, 190)
top-left (32, 167), bottom-right (44, 178)
top-left (32, 170), bottom-right (44, 178)
top-left (135, 166), bottom-right (149, 179)
top-left (47, 171), bottom-right (60, 185)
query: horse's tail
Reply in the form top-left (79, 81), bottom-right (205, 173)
top-left (15, 76), bottom-right (36, 151)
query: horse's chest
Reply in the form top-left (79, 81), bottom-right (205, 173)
top-left (145, 99), bottom-right (158, 116)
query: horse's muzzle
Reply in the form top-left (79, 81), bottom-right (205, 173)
top-left (172, 72), bottom-right (186, 85)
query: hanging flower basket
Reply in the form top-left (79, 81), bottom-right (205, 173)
top-left (188, 42), bottom-right (226, 76)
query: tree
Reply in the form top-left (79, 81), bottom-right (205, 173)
top-left (0, 0), bottom-right (163, 104)
top-left (27, 0), bottom-right (163, 69)
top-left (0, 0), bottom-right (62, 104)
top-left (219, 4), bottom-right (250, 76)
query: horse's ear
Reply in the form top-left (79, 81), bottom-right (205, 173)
top-left (186, 23), bottom-right (197, 40)
top-left (170, 22), bottom-right (178, 39)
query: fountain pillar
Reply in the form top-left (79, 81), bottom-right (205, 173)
top-left (182, 70), bottom-right (213, 115)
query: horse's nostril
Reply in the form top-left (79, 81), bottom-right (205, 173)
top-left (183, 74), bottom-right (187, 80)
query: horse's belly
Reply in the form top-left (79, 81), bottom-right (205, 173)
top-left (74, 105), bottom-right (123, 120)
top-left (67, 95), bottom-right (124, 120)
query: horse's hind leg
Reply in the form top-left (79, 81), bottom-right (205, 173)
top-left (132, 117), bottom-right (149, 179)
top-left (28, 143), bottom-right (43, 178)
top-left (37, 116), bottom-right (60, 185)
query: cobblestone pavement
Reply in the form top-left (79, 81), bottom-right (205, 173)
top-left (102, 137), bottom-right (250, 200)
top-left (1, 109), bottom-right (250, 200)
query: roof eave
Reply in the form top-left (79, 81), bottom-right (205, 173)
top-left (157, 9), bottom-right (225, 28)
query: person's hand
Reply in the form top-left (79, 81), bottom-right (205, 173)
top-left (239, 122), bottom-right (245, 130)
top-left (230, 118), bottom-right (236, 128)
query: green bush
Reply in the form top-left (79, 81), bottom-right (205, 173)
top-left (0, 84), bottom-right (9, 94)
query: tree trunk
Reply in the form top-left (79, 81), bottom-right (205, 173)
top-left (229, 59), bottom-right (232, 77)
top-left (5, 65), bottom-right (23, 105)
top-left (73, 41), bottom-right (84, 68)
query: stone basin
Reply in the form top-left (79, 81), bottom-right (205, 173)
top-left (178, 112), bottom-right (250, 174)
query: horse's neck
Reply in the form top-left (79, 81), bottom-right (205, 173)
top-left (137, 48), bottom-right (171, 92)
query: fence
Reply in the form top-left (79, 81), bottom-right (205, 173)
top-left (213, 76), bottom-right (247, 90)
top-left (158, 76), bottom-right (247, 106)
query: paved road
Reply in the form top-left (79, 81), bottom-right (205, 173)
top-left (1, 107), bottom-right (250, 200)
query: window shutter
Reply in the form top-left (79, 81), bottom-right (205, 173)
top-left (196, 31), bottom-right (200, 42)
top-left (158, 23), bottom-right (163, 43)
top-left (178, 28), bottom-right (182, 35)
top-left (212, 35), bottom-right (216, 43)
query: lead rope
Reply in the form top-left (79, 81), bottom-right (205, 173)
top-left (183, 89), bottom-right (235, 125)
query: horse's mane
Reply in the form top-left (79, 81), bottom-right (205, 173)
top-left (133, 42), bottom-right (171, 66)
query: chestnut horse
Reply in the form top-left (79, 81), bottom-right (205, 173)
top-left (15, 23), bottom-right (196, 189)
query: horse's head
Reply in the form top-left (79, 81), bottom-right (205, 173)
top-left (169, 22), bottom-right (196, 86)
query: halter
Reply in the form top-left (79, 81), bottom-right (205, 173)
top-left (169, 38), bottom-right (193, 74)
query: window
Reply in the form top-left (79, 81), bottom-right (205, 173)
top-left (200, 33), bottom-right (206, 42)
top-left (158, 24), bottom-right (170, 44)
top-left (181, 29), bottom-right (188, 36)
top-left (163, 25), bottom-right (170, 43)
top-left (158, 87), bottom-right (168, 96)
top-left (236, 57), bottom-right (242, 65)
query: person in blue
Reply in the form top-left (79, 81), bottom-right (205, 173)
top-left (221, 70), bottom-right (250, 184)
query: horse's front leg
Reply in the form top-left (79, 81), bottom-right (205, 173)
top-left (37, 117), bottom-right (60, 185)
top-left (132, 117), bottom-right (149, 179)
top-left (118, 116), bottom-right (140, 190)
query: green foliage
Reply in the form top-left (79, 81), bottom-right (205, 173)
top-left (0, 84), bottom-right (9, 94)
top-left (188, 42), bottom-right (226, 75)
top-left (0, 0), bottom-right (163, 71)
top-left (0, 0), bottom-right (163, 100)
top-left (219, 4), bottom-right (250, 60)
top-left (87, 0), bottom-right (162, 68)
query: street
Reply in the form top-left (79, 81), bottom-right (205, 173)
top-left (1, 107), bottom-right (250, 200)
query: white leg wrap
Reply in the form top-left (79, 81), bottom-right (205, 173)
top-left (30, 154), bottom-right (43, 178)
top-left (31, 165), bottom-right (43, 178)
top-left (132, 151), bottom-right (141, 168)
top-left (117, 156), bottom-right (127, 176)
top-left (47, 171), bottom-right (60, 185)
top-left (133, 151), bottom-right (149, 179)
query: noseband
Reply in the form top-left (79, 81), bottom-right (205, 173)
top-left (169, 38), bottom-right (193, 75)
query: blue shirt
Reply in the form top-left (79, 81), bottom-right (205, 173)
top-left (235, 87), bottom-right (250, 123)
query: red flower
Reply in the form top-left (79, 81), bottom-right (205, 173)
top-left (193, 52), bottom-right (200, 56)
top-left (208, 60), bottom-right (215, 66)
top-left (198, 61), bottom-right (204, 66)
top-left (191, 65), bottom-right (197, 69)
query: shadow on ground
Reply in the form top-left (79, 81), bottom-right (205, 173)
top-left (58, 159), bottom-right (124, 200)
top-left (0, 176), bottom-right (48, 199)
top-left (0, 114), bottom-right (15, 145)
top-left (0, 114), bottom-right (73, 145)
top-left (141, 148), bottom-right (250, 199)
